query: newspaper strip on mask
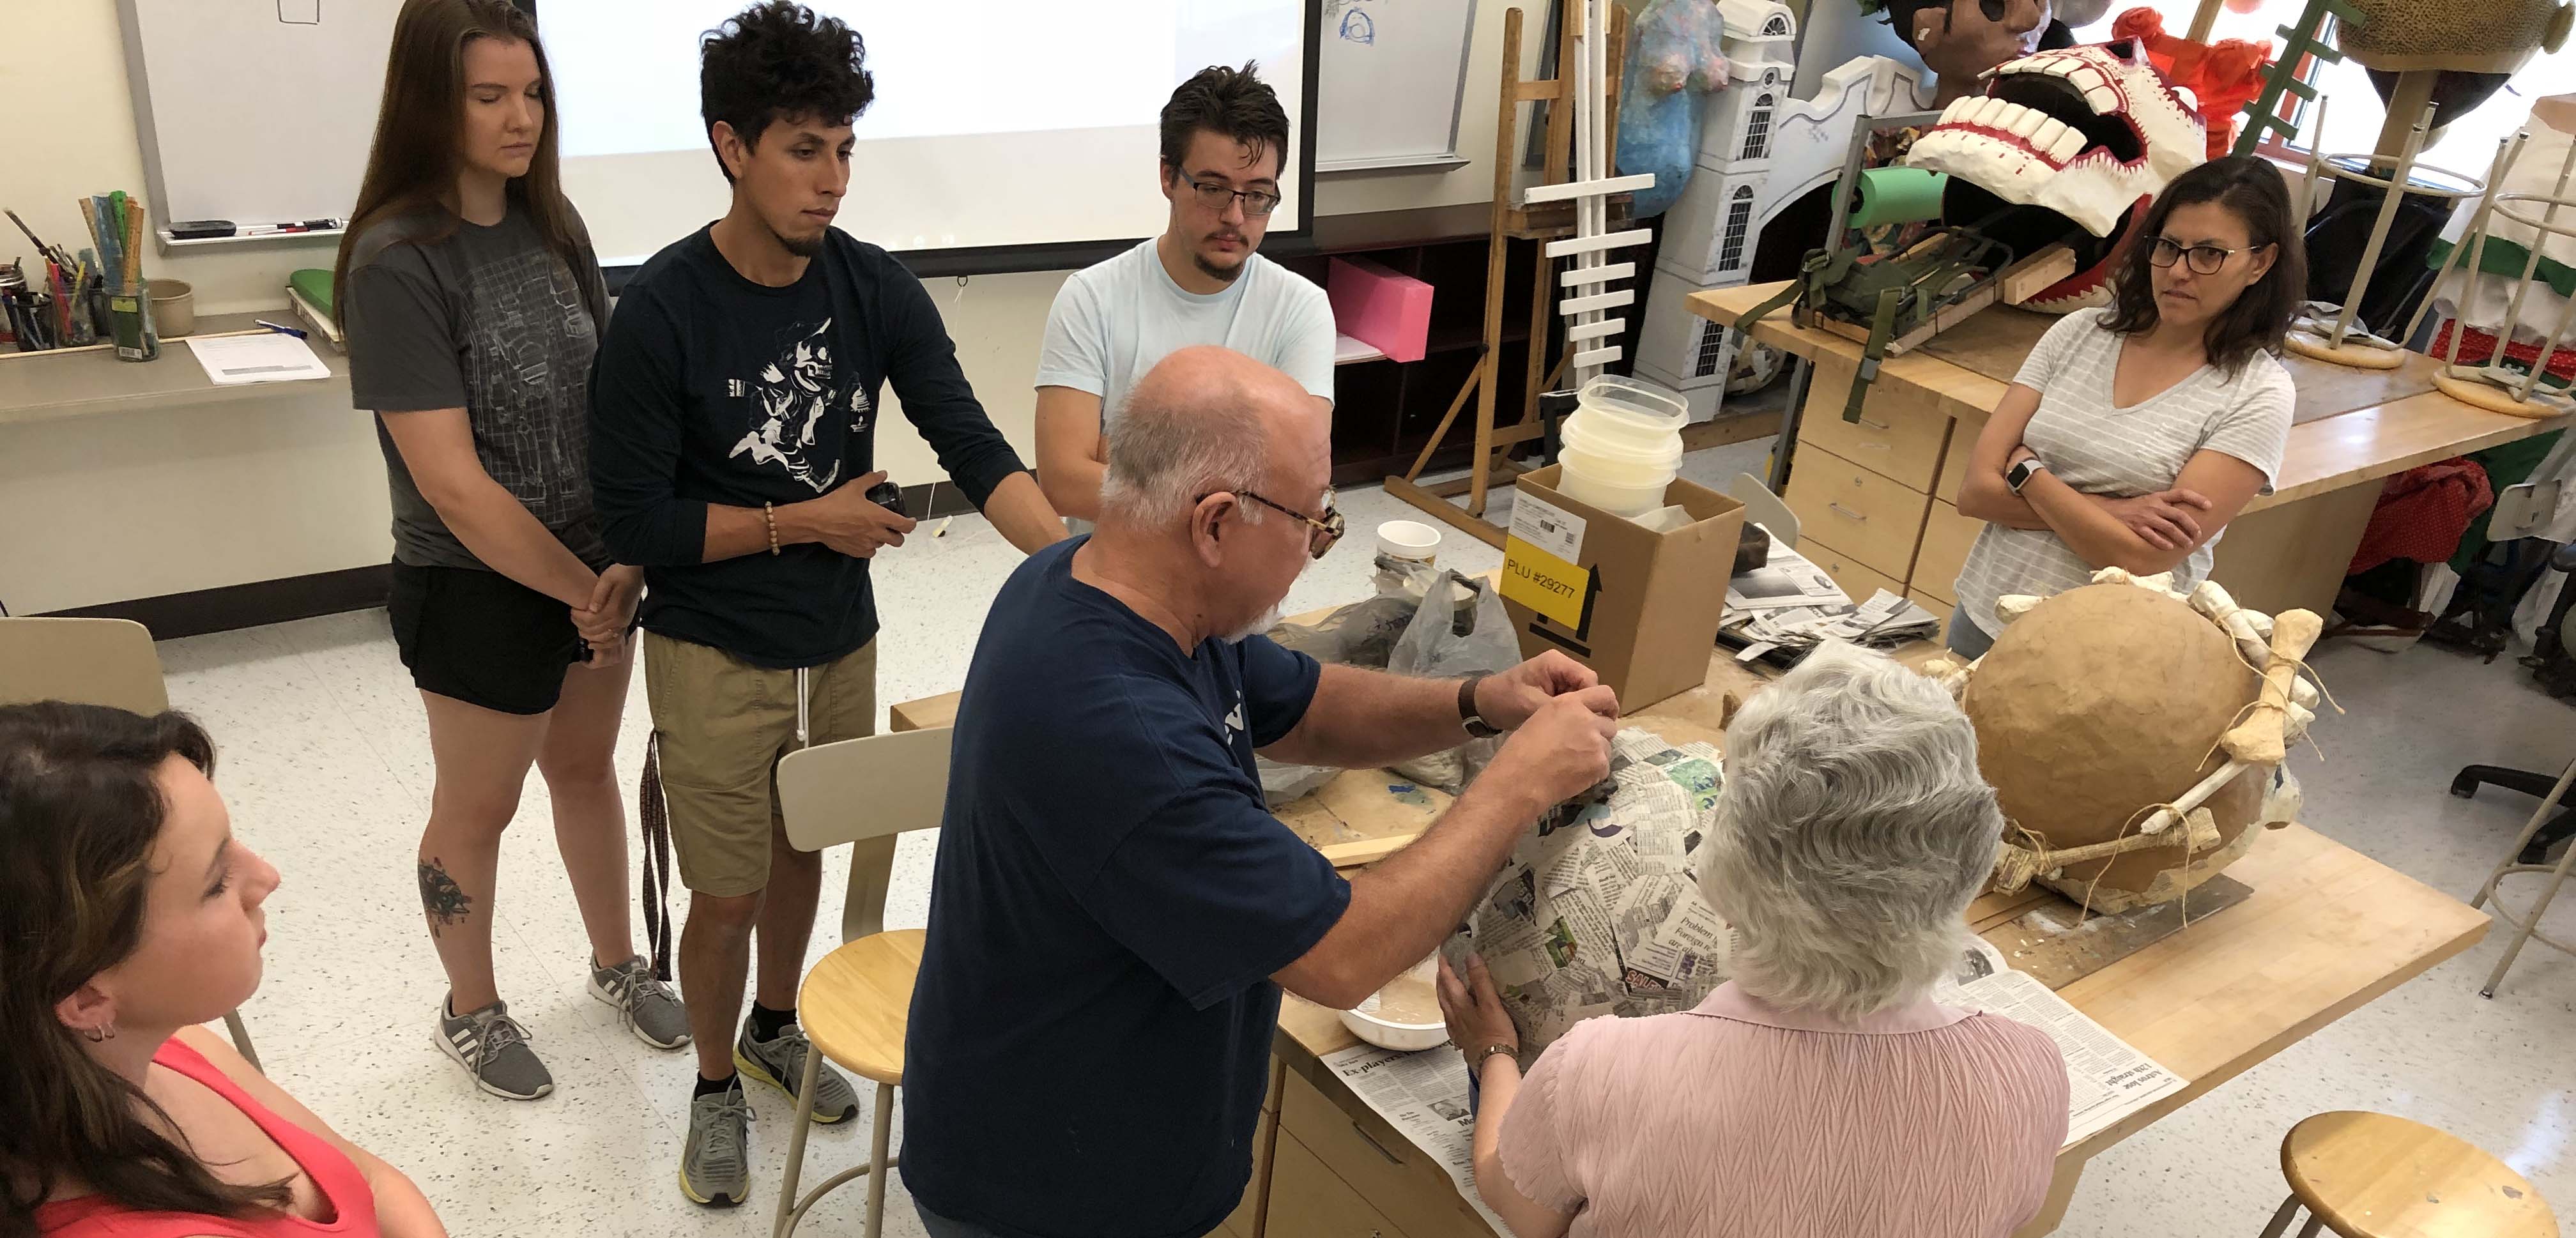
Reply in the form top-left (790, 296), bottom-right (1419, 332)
top-left (1936, 936), bottom-right (2187, 1148)
top-left (1317, 1042), bottom-right (1511, 1233)
top-left (1445, 728), bottom-right (1735, 1063)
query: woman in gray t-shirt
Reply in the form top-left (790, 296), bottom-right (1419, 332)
top-left (1949, 155), bottom-right (2304, 657)
top-left (335, 0), bottom-right (684, 1106)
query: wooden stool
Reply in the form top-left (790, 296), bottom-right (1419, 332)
top-left (2258, 1111), bottom-right (2557, 1237)
top-left (774, 929), bottom-right (921, 1238)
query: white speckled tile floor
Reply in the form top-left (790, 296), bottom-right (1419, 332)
top-left (156, 439), bottom-right (2576, 1236)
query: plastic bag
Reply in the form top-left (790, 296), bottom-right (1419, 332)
top-left (1256, 557), bottom-right (1439, 806)
top-left (1388, 570), bottom-right (1520, 791)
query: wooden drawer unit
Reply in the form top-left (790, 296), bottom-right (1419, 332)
top-left (1797, 358), bottom-right (1956, 493)
top-left (1784, 445), bottom-right (1933, 582)
top-left (1225, 1057), bottom-right (1287, 1238)
top-left (1908, 589), bottom-right (1956, 625)
top-left (1910, 500), bottom-right (1983, 606)
top-left (1265, 1131), bottom-right (1412, 1238)
top-left (1277, 1067), bottom-right (1491, 1238)
top-left (1936, 432), bottom-right (1972, 505)
top-left (1801, 537), bottom-right (1906, 604)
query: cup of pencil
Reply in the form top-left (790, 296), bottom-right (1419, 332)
top-left (80, 191), bottom-right (158, 361)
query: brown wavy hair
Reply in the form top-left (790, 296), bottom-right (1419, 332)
top-left (0, 703), bottom-right (289, 1237)
top-left (2100, 153), bottom-right (2306, 376)
top-left (333, 0), bottom-right (583, 314)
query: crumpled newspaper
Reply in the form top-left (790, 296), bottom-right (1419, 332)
top-left (1445, 728), bottom-right (1735, 1063)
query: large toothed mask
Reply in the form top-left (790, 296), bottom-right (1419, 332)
top-left (1903, 43), bottom-right (2206, 310)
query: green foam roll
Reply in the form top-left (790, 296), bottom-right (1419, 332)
top-left (1848, 167), bottom-right (1950, 230)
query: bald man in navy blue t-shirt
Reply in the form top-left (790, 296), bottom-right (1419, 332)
top-left (901, 348), bottom-right (1623, 1238)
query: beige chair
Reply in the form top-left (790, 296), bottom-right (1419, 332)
top-left (2258, 1110), bottom-right (2557, 1237)
top-left (769, 724), bottom-right (954, 1238)
top-left (0, 617), bottom-right (263, 1071)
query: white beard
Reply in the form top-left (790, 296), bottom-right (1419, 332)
top-left (1223, 599), bottom-right (1288, 645)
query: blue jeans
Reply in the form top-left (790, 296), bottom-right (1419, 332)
top-left (1945, 611), bottom-right (1997, 659)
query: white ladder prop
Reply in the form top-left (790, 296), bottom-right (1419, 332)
top-left (1537, 0), bottom-right (1654, 388)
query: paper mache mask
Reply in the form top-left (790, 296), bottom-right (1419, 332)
top-left (1903, 42), bottom-right (2206, 310)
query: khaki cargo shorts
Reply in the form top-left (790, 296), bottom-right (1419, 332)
top-left (643, 633), bottom-right (876, 898)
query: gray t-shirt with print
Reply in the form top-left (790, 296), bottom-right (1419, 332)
top-left (1951, 308), bottom-right (2294, 636)
top-left (344, 203), bottom-right (613, 571)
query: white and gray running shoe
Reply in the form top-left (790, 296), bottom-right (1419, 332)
top-left (590, 956), bottom-right (691, 1050)
top-left (436, 997), bottom-right (553, 1101)
top-left (734, 1021), bottom-right (859, 1124)
top-left (678, 1078), bottom-right (753, 1207)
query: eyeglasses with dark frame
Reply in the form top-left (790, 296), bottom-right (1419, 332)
top-left (1197, 489), bottom-right (1346, 560)
top-left (2147, 236), bottom-right (2271, 276)
top-left (1184, 177), bottom-right (1283, 218)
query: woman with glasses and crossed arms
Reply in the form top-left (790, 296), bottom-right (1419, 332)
top-left (1947, 155), bottom-right (2306, 657)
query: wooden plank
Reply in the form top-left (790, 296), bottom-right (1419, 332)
top-left (2209, 481), bottom-right (2383, 617)
top-left (1680, 408), bottom-right (1784, 451)
top-left (1565, 317), bottom-right (1625, 342)
top-left (1383, 475), bottom-right (1508, 549)
top-left (2000, 244), bottom-right (2078, 305)
top-left (1988, 875), bottom-right (2258, 990)
top-left (1568, 345), bottom-right (1621, 367)
top-left (2255, 392), bottom-right (2573, 508)
top-left (1560, 261), bottom-right (1634, 287)
top-left (1522, 172), bottom-right (1657, 203)
top-left (1543, 228), bottom-right (1653, 259)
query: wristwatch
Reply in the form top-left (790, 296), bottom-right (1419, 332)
top-left (2006, 457), bottom-right (2045, 494)
top-left (1458, 675), bottom-right (1503, 738)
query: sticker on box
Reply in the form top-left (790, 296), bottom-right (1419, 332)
top-left (1509, 493), bottom-right (1586, 563)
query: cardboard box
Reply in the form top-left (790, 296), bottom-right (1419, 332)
top-left (1498, 466), bottom-right (1745, 711)
top-left (1326, 256), bottom-right (1434, 362)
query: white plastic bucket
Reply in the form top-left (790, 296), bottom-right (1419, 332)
top-left (1571, 376), bottom-right (1688, 449)
top-left (1376, 519), bottom-right (1442, 564)
top-left (1556, 376), bottom-right (1687, 517)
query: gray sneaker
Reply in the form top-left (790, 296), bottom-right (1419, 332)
top-left (733, 1022), bottom-right (859, 1124)
top-left (590, 956), bottom-right (692, 1050)
top-left (436, 997), bottom-right (553, 1101)
top-left (678, 1078), bottom-right (753, 1207)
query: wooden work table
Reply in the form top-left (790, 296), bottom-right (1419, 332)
top-left (887, 626), bottom-right (2487, 1238)
top-left (1687, 282), bottom-right (2569, 618)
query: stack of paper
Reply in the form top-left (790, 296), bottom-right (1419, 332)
top-left (1721, 540), bottom-right (1939, 660)
top-left (187, 332), bottom-right (332, 385)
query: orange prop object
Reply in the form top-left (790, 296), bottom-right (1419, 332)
top-left (2113, 8), bottom-right (2273, 159)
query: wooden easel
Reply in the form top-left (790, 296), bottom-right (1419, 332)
top-left (1384, 1), bottom-right (1629, 549)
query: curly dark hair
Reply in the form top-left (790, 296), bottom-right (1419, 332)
top-left (698, 1), bottom-right (875, 181)
top-left (1160, 62), bottom-right (1291, 180)
top-left (2100, 154), bottom-right (2306, 375)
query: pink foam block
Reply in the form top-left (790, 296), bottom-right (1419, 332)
top-left (1328, 256), bottom-right (1434, 363)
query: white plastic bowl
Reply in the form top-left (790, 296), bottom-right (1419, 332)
top-left (1339, 956), bottom-right (1450, 1051)
top-left (1376, 519), bottom-right (1443, 564)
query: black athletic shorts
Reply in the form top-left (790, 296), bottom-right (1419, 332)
top-left (387, 562), bottom-right (583, 715)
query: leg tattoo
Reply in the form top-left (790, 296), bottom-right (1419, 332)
top-left (419, 857), bottom-right (472, 938)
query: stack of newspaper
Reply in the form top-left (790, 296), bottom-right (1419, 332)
top-left (1328, 925), bottom-right (2186, 1221)
top-left (1723, 541), bottom-right (1940, 659)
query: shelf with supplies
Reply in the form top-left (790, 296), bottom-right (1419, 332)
top-left (0, 310), bottom-right (349, 429)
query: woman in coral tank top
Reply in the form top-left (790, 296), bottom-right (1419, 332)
top-left (0, 703), bottom-right (446, 1238)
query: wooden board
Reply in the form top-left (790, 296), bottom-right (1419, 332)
top-left (2257, 392), bottom-right (2575, 510)
top-left (1987, 875), bottom-right (2257, 990)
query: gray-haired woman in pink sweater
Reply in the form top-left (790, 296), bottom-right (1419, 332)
top-left (1440, 643), bottom-right (2069, 1238)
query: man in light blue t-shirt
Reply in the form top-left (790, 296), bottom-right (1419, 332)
top-left (1034, 62), bottom-right (1337, 524)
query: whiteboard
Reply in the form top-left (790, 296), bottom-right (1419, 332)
top-left (117, 0), bottom-right (398, 230)
top-left (1316, 0), bottom-right (1479, 172)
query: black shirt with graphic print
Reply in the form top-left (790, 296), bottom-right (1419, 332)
top-left (589, 226), bottom-right (1029, 669)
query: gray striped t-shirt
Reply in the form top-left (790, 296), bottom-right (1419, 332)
top-left (1952, 309), bottom-right (2294, 636)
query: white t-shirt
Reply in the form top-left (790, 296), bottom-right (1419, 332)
top-left (1035, 238), bottom-right (1337, 416)
top-left (1951, 308), bottom-right (2295, 636)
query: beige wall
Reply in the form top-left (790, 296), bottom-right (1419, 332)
top-left (0, 0), bottom-right (1539, 612)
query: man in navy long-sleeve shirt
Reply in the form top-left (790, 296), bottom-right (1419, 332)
top-left (586, 2), bottom-right (1062, 1209)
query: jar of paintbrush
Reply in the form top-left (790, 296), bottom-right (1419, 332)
top-left (80, 191), bottom-right (158, 361)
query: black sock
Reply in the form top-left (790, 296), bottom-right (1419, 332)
top-left (693, 1070), bottom-right (737, 1099)
top-left (747, 1002), bottom-right (796, 1043)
